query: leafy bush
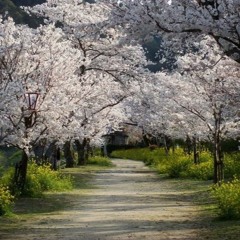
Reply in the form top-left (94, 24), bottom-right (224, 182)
top-left (0, 162), bottom-right (73, 198)
top-left (224, 153), bottom-right (240, 178)
top-left (166, 156), bottom-right (192, 178)
top-left (199, 151), bottom-right (212, 163)
top-left (111, 148), bottom-right (149, 162)
top-left (112, 147), bottom-right (240, 180)
top-left (87, 156), bottom-right (113, 167)
top-left (212, 177), bottom-right (240, 219)
top-left (111, 147), bottom-right (168, 166)
top-left (112, 147), bottom-right (214, 179)
top-left (22, 162), bottom-right (73, 197)
top-left (0, 184), bottom-right (14, 216)
top-left (186, 161), bottom-right (213, 180)
top-left (0, 167), bottom-right (16, 194)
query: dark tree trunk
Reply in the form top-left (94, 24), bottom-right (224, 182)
top-left (63, 141), bottom-right (75, 168)
top-left (163, 135), bottom-right (171, 155)
top-left (75, 139), bottom-right (87, 165)
top-left (14, 150), bottom-right (29, 194)
top-left (172, 139), bottom-right (175, 154)
top-left (84, 138), bottom-right (91, 162)
top-left (213, 134), bottom-right (224, 184)
top-left (142, 133), bottom-right (150, 146)
top-left (213, 114), bottom-right (224, 184)
top-left (52, 146), bottom-right (61, 170)
top-left (184, 135), bottom-right (192, 155)
top-left (193, 136), bottom-right (199, 164)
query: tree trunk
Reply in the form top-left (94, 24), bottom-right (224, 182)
top-left (213, 116), bottom-right (224, 184)
top-left (51, 146), bottom-right (60, 170)
top-left (193, 136), bottom-right (199, 164)
top-left (14, 150), bottom-right (29, 194)
top-left (163, 135), bottom-right (170, 155)
top-left (213, 137), bottom-right (224, 184)
top-left (63, 141), bottom-right (75, 168)
top-left (84, 138), bottom-right (91, 162)
top-left (75, 139), bottom-right (87, 165)
top-left (185, 135), bottom-right (192, 155)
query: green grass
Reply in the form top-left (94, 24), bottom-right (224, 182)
top-left (111, 147), bottom-right (240, 181)
top-left (87, 156), bottom-right (114, 167)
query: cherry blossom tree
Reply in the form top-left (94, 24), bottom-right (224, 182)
top-left (121, 34), bottom-right (240, 183)
top-left (3, 0), bottom-right (239, 187)
top-left (27, 0), bottom-right (149, 84)
top-left (100, 0), bottom-right (240, 63)
top-left (1, 0), bottom-right (151, 191)
top-left (166, 44), bottom-right (240, 183)
top-left (26, 0), bottom-right (151, 163)
top-left (0, 16), bottom-right (86, 191)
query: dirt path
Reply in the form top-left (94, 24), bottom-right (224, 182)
top-left (1, 159), bottom-right (206, 240)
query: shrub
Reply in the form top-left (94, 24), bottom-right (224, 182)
top-left (212, 177), bottom-right (240, 219)
top-left (111, 147), bottom-right (215, 180)
top-left (111, 147), bottom-right (168, 166)
top-left (0, 184), bottom-right (14, 216)
top-left (87, 156), bottom-right (113, 167)
top-left (186, 161), bottom-right (213, 180)
top-left (23, 171), bottom-right (43, 197)
top-left (0, 168), bottom-right (18, 195)
top-left (111, 148), bottom-right (149, 162)
top-left (166, 156), bottom-right (192, 178)
top-left (224, 153), bottom-right (240, 178)
top-left (0, 162), bottom-right (73, 198)
top-left (23, 162), bottom-right (73, 197)
top-left (199, 151), bottom-right (212, 163)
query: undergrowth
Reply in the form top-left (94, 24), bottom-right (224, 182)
top-left (87, 156), bottom-right (113, 167)
top-left (0, 161), bottom-right (73, 215)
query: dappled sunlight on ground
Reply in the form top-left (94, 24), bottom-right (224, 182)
top-left (0, 159), bottom-right (208, 240)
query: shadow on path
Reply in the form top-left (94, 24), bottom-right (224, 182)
top-left (0, 159), bottom-right (208, 240)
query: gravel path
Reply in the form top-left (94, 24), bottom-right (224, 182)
top-left (1, 159), bottom-right (205, 240)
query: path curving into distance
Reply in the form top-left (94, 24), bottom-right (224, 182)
top-left (1, 159), bottom-right (206, 240)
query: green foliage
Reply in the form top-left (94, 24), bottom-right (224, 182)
top-left (166, 156), bottom-right (192, 178)
top-left (199, 151), bottom-right (213, 163)
top-left (186, 161), bottom-right (213, 180)
top-left (224, 153), bottom-right (240, 179)
top-left (22, 162), bottom-right (73, 197)
top-left (222, 139), bottom-right (239, 153)
top-left (0, 153), bottom-right (5, 176)
top-left (0, 148), bottom-right (22, 171)
top-left (111, 147), bottom-right (166, 165)
top-left (0, 167), bottom-right (16, 194)
top-left (112, 148), bottom-right (240, 181)
top-left (112, 147), bottom-right (212, 179)
top-left (212, 177), bottom-right (240, 219)
top-left (0, 162), bottom-right (73, 198)
top-left (7, 150), bottom-right (22, 167)
top-left (0, 184), bottom-right (14, 216)
top-left (87, 156), bottom-right (113, 167)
